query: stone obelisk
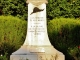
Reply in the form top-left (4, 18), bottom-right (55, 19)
top-left (10, 0), bottom-right (65, 60)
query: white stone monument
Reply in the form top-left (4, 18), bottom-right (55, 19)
top-left (10, 0), bottom-right (65, 60)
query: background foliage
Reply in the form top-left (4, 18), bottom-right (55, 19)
top-left (0, 0), bottom-right (27, 20)
top-left (0, 0), bottom-right (80, 20)
top-left (47, 0), bottom-right (80, 20)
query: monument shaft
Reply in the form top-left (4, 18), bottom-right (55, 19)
top-left (24, 3), bottom-right (51, 46)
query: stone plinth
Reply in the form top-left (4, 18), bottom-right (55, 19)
top-left (10, 0), bottom-right (65, 60)
top-left (10, 45), bottom-right (64, 60)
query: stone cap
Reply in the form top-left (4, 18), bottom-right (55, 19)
top-left (26, 0), bottom-right (48, 6)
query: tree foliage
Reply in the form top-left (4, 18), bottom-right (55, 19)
top-left (0, 0), bottom-right (80, 20)
top-left (0, 0), bottom-right (28, 20)
top-left (47, 0), bottom-right (80, 20)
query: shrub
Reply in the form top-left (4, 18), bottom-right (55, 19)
top-left (48, 18), bottom-right (80, 60)
top-left (0, 16), bottom-right (27, 59)
top-left (68, 46), bottom-right (80, 60)
top-left (0, 16), bottom-right (80, 60)
top-left (0, 53), bottom-right (8, 60)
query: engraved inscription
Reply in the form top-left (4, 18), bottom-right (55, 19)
top-left (29, 17), bottom-right (45, 35)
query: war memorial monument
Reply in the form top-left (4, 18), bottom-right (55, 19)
top-left (10, 0), bottom-right (65, 60)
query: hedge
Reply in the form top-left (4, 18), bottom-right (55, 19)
top-left (48, 18), bottom-right (80, 60)
top-left (0, 16), bottom-right (27, 58)
top-left (0, 16), bottom-right (80, 60)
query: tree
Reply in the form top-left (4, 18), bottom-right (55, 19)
top-left (47, 0), bottom-right (80, 20)
top-left (0, 0), bottom-right (80, 20)
top-left (0, 0), bottom-right (28, 20)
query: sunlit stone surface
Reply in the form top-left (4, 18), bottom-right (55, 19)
top-left (10, 0), bottom-right (65, 60)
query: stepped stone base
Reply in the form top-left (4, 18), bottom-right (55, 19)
top-left (10, 45), bottom-right (65, 60)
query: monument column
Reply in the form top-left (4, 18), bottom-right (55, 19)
top-left (10, 0), bottom-right (65, 60)
top-left (24, 0), bottom-right (51, 46)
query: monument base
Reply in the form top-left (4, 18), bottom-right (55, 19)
top-left (10, 45), bottom-right (65, 60)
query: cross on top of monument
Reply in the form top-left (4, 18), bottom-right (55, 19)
top-left (27, 0), bottom-right (48, 6)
